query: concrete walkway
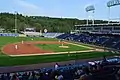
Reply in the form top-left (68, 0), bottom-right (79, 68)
top-left (0, 57), bottom-right (103, 73)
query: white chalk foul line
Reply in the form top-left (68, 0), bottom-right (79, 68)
top-left (64, 41), bottom-right (93, 49)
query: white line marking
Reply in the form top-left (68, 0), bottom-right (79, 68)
top-left (64, 42), bottom-right (93, 49)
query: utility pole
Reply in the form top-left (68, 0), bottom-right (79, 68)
top-left (92, 10), bottom-right (95, 25)
top-left (15, 11), bottom-right (17, 34)
top-left (108, 7), bottom-right (110, 24)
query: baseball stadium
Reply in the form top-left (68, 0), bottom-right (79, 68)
top-left (0, 29), bottom-right (107, 66)
top-left (0, 0), bottom-right (120, 80)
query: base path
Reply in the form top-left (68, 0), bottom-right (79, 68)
top-left (2, 41), bottom-right (66, 55)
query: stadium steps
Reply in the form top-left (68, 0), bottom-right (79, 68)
top-left (101, 38), bottom-right (109, 45)
top-left (112, 40), bottom-right (120, 48)
top-left (103, 38), bottom-right (119, 48)
top-left (113, 41), bottom-right (120, 50)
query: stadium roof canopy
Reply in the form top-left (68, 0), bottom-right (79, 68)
top-left (75, 23), bottom-right (120, 27)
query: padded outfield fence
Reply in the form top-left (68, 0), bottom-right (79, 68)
top-left (0, 33), bottom-right (19, 37)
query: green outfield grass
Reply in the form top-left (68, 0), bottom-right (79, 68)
top-left (0, 36), bottom-right (116, 67)
top-left (0, 52), bottom-right (114, 66)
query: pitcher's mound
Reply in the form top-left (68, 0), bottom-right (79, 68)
top-left (59, 46), bottom-right (69, 48)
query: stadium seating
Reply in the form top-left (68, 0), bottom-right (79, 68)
top-left (56, 33), bottom-right (71, 39)
top-left (43, 33), bottom-right (64, 38)
top-left (57, 33), bottom-right (120, 50)
top-left (113, 41), bottom-right (120, 50)
top-left (0, 57), bottom-right (120, 80)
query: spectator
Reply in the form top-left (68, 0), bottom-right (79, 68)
top-left (55, 73), bottom-right (63, 80)
top-left (79, 73), bottom-right (89, 80)
top-left (42, 72), bottom-right (49, 80)
top-left (11, 73), bottom-right (19, 80)
top-left (6, 73), bottom-right (11, 80)
top-left (28, 71), bottom-right (37, 80)
top-left (0, 74), bottom-right (5, 80)
top-left (55, 63), bottom-right (59, 70)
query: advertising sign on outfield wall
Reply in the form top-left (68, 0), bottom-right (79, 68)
top-left (0, 33), bottom-right (19, 37)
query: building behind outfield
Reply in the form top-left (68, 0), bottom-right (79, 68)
top-left (22, 27), bottom-right (41, 37)
top-left (75, 23), bottom-right (120, 35)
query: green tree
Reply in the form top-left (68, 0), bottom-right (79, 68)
top-left (0, 12), bottom-right (109, 33)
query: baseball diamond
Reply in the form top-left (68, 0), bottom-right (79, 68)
top-left (0, 36), bottom-right (112, 67)
top-left (1, 37), bottom-right (95, 56)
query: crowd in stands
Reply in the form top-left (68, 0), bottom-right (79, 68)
top-left (57, 33), bottom-right (120, 51)
top-left (0, 57), bottom-right (120, 80)
top-left (43, 33), bottom-right (64, 38)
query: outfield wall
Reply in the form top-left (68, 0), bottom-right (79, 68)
top-left (0, 33), bottom-right (19, 37)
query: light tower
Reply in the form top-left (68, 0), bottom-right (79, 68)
top-left (14, 11), bottom-right (18, 34)
top-left (85, 5), bottom-right (95, 25)
top-left (107, 0), bottom-right (120, 24)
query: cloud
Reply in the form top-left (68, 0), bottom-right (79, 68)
top-left (13, 0), bottom-right (39, 10)
top-left (11, 0), bottom-right (45, 16)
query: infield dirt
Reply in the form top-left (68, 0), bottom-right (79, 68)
top-left (2, 41), bottom-right (67, 55)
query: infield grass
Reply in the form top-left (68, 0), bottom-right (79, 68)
top-left (36, 44), bottom-right (90, 52)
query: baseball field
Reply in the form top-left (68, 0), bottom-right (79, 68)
top-left (0, 36), bottom-right (114, 66)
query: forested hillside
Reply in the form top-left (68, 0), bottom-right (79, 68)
top-left (0, 13), bottom-right (108, 33)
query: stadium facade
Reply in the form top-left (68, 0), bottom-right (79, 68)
top-left (75, 23), bottom-right (120, 34)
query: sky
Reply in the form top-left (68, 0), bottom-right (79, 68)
top-left (0, 0), bottom-right (120, 20)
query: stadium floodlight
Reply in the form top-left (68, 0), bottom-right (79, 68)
top-left (85, 5), bottom-right (95, 12)
top-left (107, 0), bottom-right (120, 7)
top-left (85, 5), bottom-right (95, 25)
top-left (107, 0), bottom-right (120, 24)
